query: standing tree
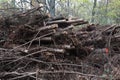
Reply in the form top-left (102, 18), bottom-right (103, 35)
top-left (67, 0), bottom-right (70, 17)
top-left (91, 0), bottom-right (97, 23)
top-left (47, 0), bottom-right (55, 17)
top-left (105, 0), bottom-right (109, 24)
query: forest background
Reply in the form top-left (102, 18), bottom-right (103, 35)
top-left (0, 0), bottom-right (119, 25)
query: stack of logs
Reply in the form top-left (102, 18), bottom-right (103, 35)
top-left (0, 7), bottom-right (120, 80)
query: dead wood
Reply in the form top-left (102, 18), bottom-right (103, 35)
top-left (0, 7), bottom-right (119, 80)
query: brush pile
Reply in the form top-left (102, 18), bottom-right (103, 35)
top-left (0, 7), bottom-right (120, 80)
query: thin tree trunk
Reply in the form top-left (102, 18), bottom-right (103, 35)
top-left (11, 0), bottom-right (16, 8)
top-left (20, 0), bottom-right (24, 11)
top-left (48, 0), bottom-right (55, 17)
top-left (105, 0), bottom-right (109, 24)
top-left (67, 0), bottom-right (70, 17)
top-left (91, 0), bottom-right (97, 23)
top-left (43, 0), bottom-right (47, 13)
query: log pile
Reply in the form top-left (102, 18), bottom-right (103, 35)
top-left (0, 7), bottom-right (120, 80)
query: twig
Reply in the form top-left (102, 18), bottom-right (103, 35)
top-left (10, 32), bottom-right (54, 51)
top-left (3, 49), bottom-right (47, 68)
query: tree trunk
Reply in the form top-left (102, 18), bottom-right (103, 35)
top-left (47, 0), bottom-right (55, 17)
top-left (91, 0), bottom-right (97, 23)
top-left (105, 0), bottom-right (109, 24)
top-left (11, 0), bottom-right (16, 8)
top-left (67, 0), bottom-right (70, 17)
